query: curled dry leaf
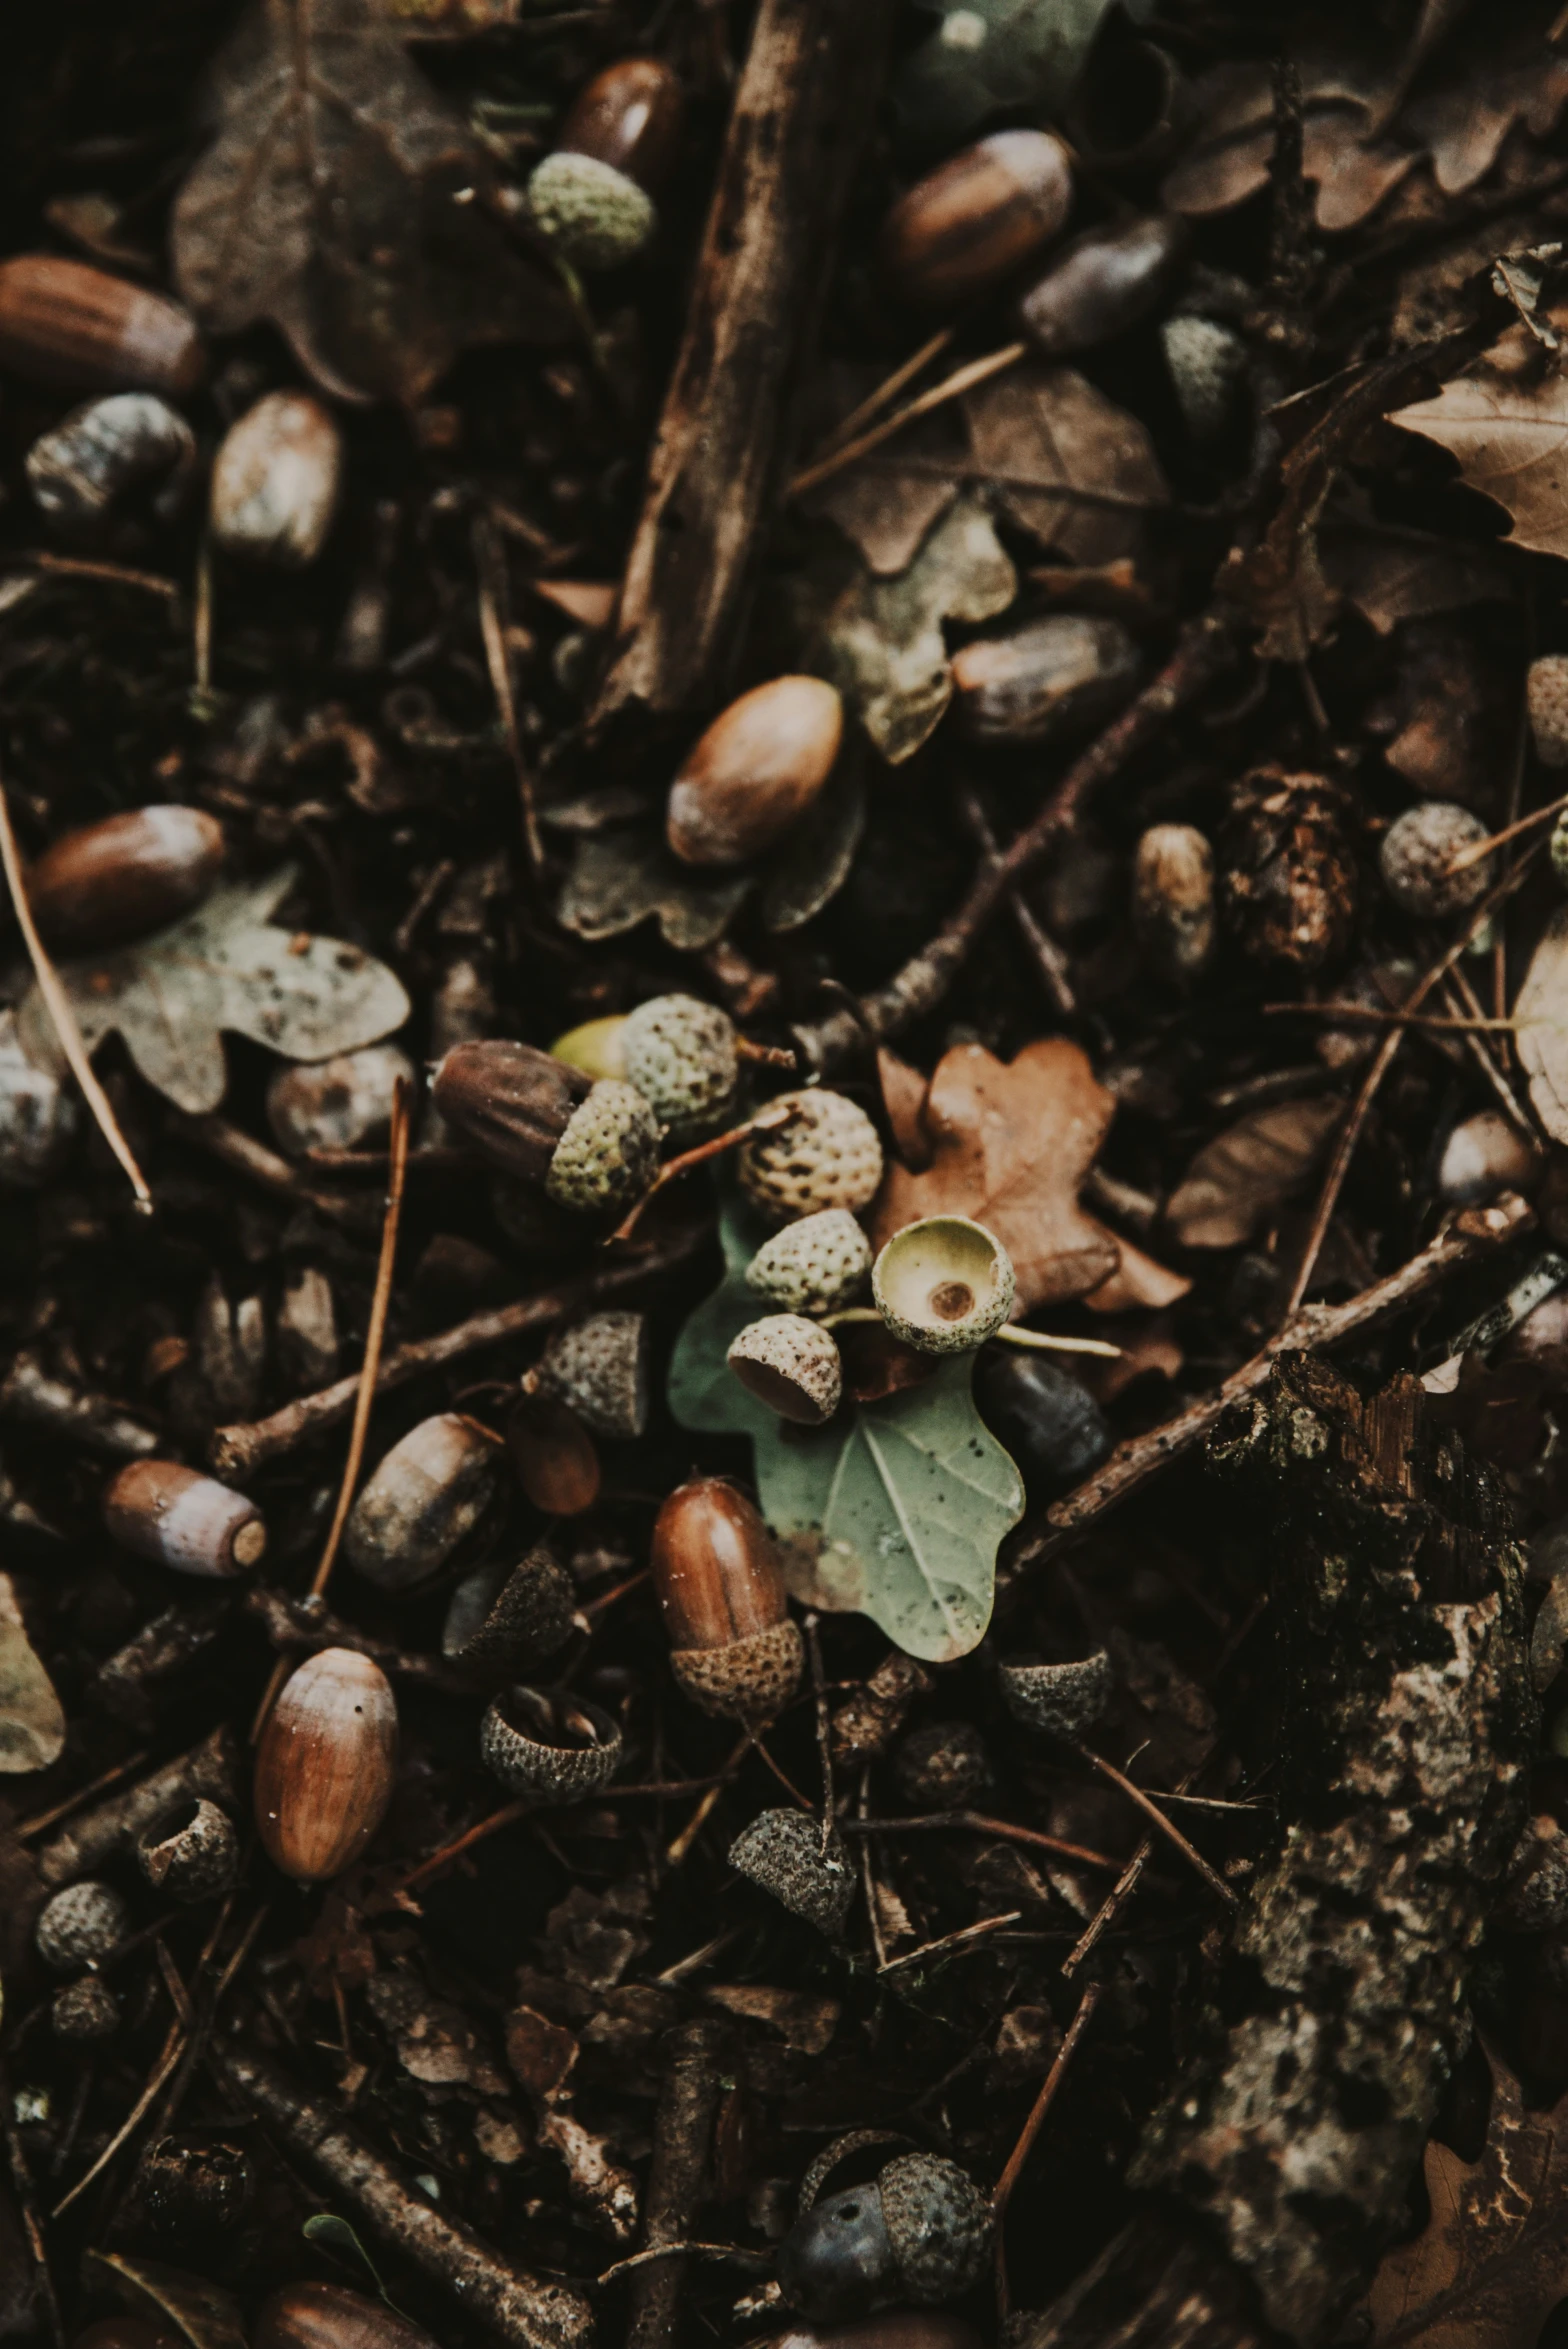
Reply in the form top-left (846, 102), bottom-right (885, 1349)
top-left (1391, 360), bottom-right (1568, 562)
top-left (16, 867), bottom-right (410, 1115)
top-left (962, 363), bottom-right (1168, 569)
top-left (871, 1039), bottom-right (1187, 1313)
top-left (172, 0), bottom-right (571, 404)
top-left (0, 1574), bottom-right (65, 1774)
top-left (1165, 1095), bottom-right (1347, 1250)
top-left (1513, 909), bottom-right (1568, 1144)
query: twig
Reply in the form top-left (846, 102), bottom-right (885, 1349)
top-left (1264, 1002), bottom-right (1514, 1032)
top-left (958, 786), bottom-right (1076, 1018)
top-left (610, 1100), bottom-right (797, 1243)
top-left (993, 1979), bottom-right (1106, 2320)
top-left (600, 2244), bottom-right (764, 2285)
top-left (627, 2021), bottom-right (731, 2349)
top-left (169, 1109), bottom-right (380, 1230)
top-left (878, 1909), bottom-right (1023, 1975)
top-left (805, 326), bottom-right (955, 463)
top-left (1063, 1831), bottom-right (1157, 1980)
top-left (474, 513), bottom-right (543, 884)
top-left (53, 2016), bottom-right (187, 2215)
top-left (1443, 785), bottom-right (1568, 874)
top-left (209, 1219), bottom-right (706, 1478)
top-left (805, 1612), bottom-right (834, 1854)
top-left (666, 1729), bottom-right (750, 1865)
top-left (0, 781), bottom-right (152, 1210)
top-left (842, 1810), bottom-right (1120, 1873)
top-left (16, 1750), bottom-right (150, 1840)
top-left (1073, 1746), bottom-right (1235, 1909)
top-left (22, 549), bottom-right (180, 602)
top-left (789, 340), bottom-right (1028, 499)
top-left (858, 1764), bottom-right (889, 1971)
top-left (35, 1727), bottom-right (238, 1889)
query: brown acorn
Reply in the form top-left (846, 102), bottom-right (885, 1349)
top-left (254, 1647), bottom-right (398, 1882)
top-left (210, 392), bottom-right (343, 567)
top-left (432, 1039), bottom-right (592, 1181)
top-left (882, 130), bottom-right (1073, 311)
top-left (507, 1392), bottom-right (602, 1515)
top-left (0, 256), bottom-right (204, 393)
top-left (667, 677), bottom-right (843, 868)
top-left (28, 805), bottom-right (224, 952)
top-left (949, 614), bottom-right (1139, 745)
top-left (1218, 768), bottom-right (1357, 974)
top-left (558, 57), bottom-right (686, 194)
top-left (343, 1412), bottom-right (499, 1591)
top-left (1016, 213), bottom-right (1190, 358)
top-left (255, 2282), bottom-right (438, 2349)
top-left (652, 1477), bottom-right (803, 1721)
top-left (103, 1460), bottom-right (266, 1578)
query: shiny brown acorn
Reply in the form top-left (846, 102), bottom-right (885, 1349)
top-left (343, 1412), bottom-right (499, 1592)
top-left (667, 677), bottom-right (843, 868)
top-left (210, 391), bottom-right (343, 568)
top-left (28, 805), bottom-right (225, 952)
top-left (103, 1459), bottom-right (265, 1578)
top-left (255, 2282), bottom-right (439, 2349)
top-left (558, 56), bottom-right (686, 193)
top-left (0, 256), bottom-right (204, 393)
top-left (652, 1476), bottom-right (803, 1721)
top-left (1016, 212), bottom-right (1189, 358)
top-left (433, 1040), bottom-right (592, 1182)
top-left (254, 1647), bottom-right (398, 1882)
top-left (881, 130), bottom-right (1073, 311)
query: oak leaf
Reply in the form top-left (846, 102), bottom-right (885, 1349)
top-left (962, 364), bottom-right (1167, 570)
top-left (1366, 2046), bottom-right (1568, 2349)
top-left (870, 1040), bottom-right (1187, 1314)
top-left (172, 0), bottom-right (570, 405)
top-left (1391, 363), bottom-right (1568, 561)
top-left (1513, 907), bottom-right (1568, 1142)
top-left (1165, 1095), bottom-right (1346, 1250)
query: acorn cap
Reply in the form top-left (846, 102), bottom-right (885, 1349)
top-left (52, 1976), bottom-right (119, 2042)
top-left (877, 2152), bottom-right (993, 2304)
top-left (137, 1797), bottom-right (239, 1900)
top-left (533, 1310), bottom-right (650, 1438)
top-left (443, 1546), bottom-right (577, 1679)
top-left (36, 1879), bottom-right (130, 1972)
top-left (747, 1208), bottom-right (872, 1315)
top-left (1528, 654), bottom-right (1568, 768)
top-left (526, 151), bottom-right (656, 271)
top-left (479, 1684), bottom-right (623, 1803)
top-left (729, 1807), bottom-right (856, 1937)
top-left (729, 1314), bottom-right (843, 1425)
top-left (545, 1079), bottom-right (659, 1212)
top-left (739, 1090), bottom-right (884, 1223)
top-left (673, 1619), bottom-right (805, 1723)
top-left (872, 1217), bottom-right (1015, 1353)
top-left (997, 1650), bottom-right (1113, 1739)
top-left (1161, 314), bottom-right (1247, 443)
top-left (622, 993), bottom-right (738, 1131)
top-left (1379, 800), bottom-right (1493, 920)
top-left (1554, 810), bottom-right (1568, 892)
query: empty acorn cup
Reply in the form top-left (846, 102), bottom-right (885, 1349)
top-left (997, 1650), bottom-right (1113, 1740)
top-left (872, 1218), bottom-right (1016, 1353)
top-left (479, 1684), bottom-right (623, 1803)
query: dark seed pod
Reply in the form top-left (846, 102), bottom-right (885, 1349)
top-left (256, 2282), bottom-right (440, 2349)
top-left (136, 2133), bottom-right (253, 2235)
top-left (998, 1649), bottom-right (1113, 1739)
top-left (533, 1311), bottom-right (650, 1439)
top-left (137, 1798), bottom-right (239, 1900)
top-left (882, 131), bottom-right (1073, 311)
top-left (344, 1412), bottom-right (498, 1591)
top-left (479, 1683), bottom-right (623, 1803)
top-left (893, 1721), bottom-right (988, 1809)
top-left (27, 393), bottom-right (196, 531)
top-left (729, 1808), bottom-right (855, 1937)
top-left (443, 1545), bottom-right (577, 1679)
top-left (29, 805), bottom-right (225, 952)
top-left (103, 1459), bottom-right (265, 1578)
top-left (1016, 213), bottom-right (1190, 358)
top-left (653, 1477), bottom-right (804, 1721)
top-left (558, 57), bottom-right (686, 194)
top-left (976, 1351), bottom-right (1111, 1492)
top-left (433, 1040), bottom-right (592, 1183)
top-left (37, 1879), bottom-right (129, 1972)
top-left (52, 1976), bottom-right (119, 2043)
top-left (254, 1647), bottom-right (398, 1882)
top-left (507, 1392), bottom-right (602, 1515)
top-left (778, 2153), bottom-right (992, 2321)
top-left (950, 613), bottom-right (1140, 745)
top-left (1219, 768), bottom-right (1357, 974)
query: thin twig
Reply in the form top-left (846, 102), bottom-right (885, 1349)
top-left (804, 1612), bottom-right (835, 1854)
top-left (992, 1979), bottom-right (1106, 2319)
top-left (858, 1763), bottom-right (889, 1971)
top-left (610, 1100), bottom-right (798, 1243)
top-left (1443, 786), bottom-right (1568, 875)
top-left (842, 1810), bottom-right (1120, 1872)
top-left (789, 341), bottom-right (1028, 499)
top-left (23, 549), bottom-right (180, 602)
top-left (16, 1750), bottom-right (151, 1840)
top-left (958, 786), bottom-right (1076, 1018)
top-left (806, 327), bottom-right (955, 463)
top-left (1071, 1747), bottom-right (1235, 1908)
top-left (878, 1909), bottom-right (1023, 1975)
top-left (474, 513), bottom-right (544, 884)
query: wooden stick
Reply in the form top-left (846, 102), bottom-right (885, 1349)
top-left (789, 340), bottom-right (1028, 499)
top-left (992, 1980), bottom-right (1105, 2316)
top-left (1072, 1745), bottom-right (1236, 1909)
top-left (807, 327), bottom-right (954, 461)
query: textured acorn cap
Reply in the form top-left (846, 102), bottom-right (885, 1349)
top-left (739, 1090), bottom-right (884, 1223)
top-left (746, 1208), bottom-right (872, 1315)
top-left (1379, 800), bottom-right (1493, 920)
top-left (545, 1079), bottom-right (659, 1212)
top-left (873, 1217), bottom-right (1015, 1353)
top-left (137, 1798), bottom-right (239, 1900)
top-left (527, 151), bottom-right (656, 270)
top-left (729, 1807), bottom-right (856, 1936)
top-left (672, 1618), bottom-right (805, 1723)
top-left (877, 2152), bottom-right (993, 2304)
top-left (622, 994), bottom-right (738, 1130)
top-left (729, 1314), bottom-right (843, 1425)
top-left (36, 1879), bottom-right (130, 1972)
top-left (1161, 314), bottom-right (1247, 443)
top-left (480, 1685), bottom-right (623, 1803)
top-left (534, 1310), bottom-right (650, 1438)
top-left (52, 1976), bottom-right (119, 2042)
top-left (1530, 654), bottom-right (1568, 767)
top-left (998, 1650), bottom-right (1113, 1739)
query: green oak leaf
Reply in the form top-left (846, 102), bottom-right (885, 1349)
top-left (669, 1194), bottom-right (1023, 1663)
top-left (894, 0), bottom-right (1155, 148)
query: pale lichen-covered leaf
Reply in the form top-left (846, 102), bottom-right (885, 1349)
top-left (0, 1576), bottom-right (64, 1774)
top-left (893, 0), bottom-right (1154, 147)
top-left (760, 758), bottom-right (867, 933)
top-left (555, 824), bottom-right (749, 951)
top-left (1391, 364), bottom-right (1568, 560)
top-left (809, 497), bottom-right (1016, 764)
top-left (962, 365), bottom-right (1167, 568)
top-left (668, 1195), bottom-right (1023, 1662)
top-left (85, 2255), bottom-right (246, 2349)
top-left (1515, 908), bottom-right (1568, 1143)
top-left (17, 868), bottom-right (409, 1115)
top-left (1165, 1095), bottom-right (1346, 1249)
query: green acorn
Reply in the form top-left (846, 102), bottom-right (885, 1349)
top-left (526, 151), bottom-right (656, 272)
top-left (622, 993), bottom-right (738, 1132)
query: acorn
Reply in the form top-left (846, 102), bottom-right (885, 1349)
top-left (882, 131), bottom-right (1073, 311)
top-left (1161, 314), bottom-right (1247, 444)
top-left (103, 1459), bottom-right (266, 1578)
top-left (136, 1798), bottom-right (240, 1900)
top-left (27, 804), bottom-right (225, 952)
top-left (546, 1079), bottom-right (659, 1211)
top-left (976, 1352), bottom-right (1110, 1493)
top-left (27, 393), bottom-right (196, 531)
top-left (622, 993), bottom-right (738, 1130)
top-left (873, 1218), bottom-right (1015, 1353)
top-left (344, 1413), bottom-right (498, 1591)
top-left (997, 1649), bottom-right (1113, 1739)
top-left (550, 1013), bottom-right (629, 1082)
top-left (479, 1683), bottom-right (623, 1803)
top-left (652, 1476), bottom-right (804, 1721)
top-left (667, 678), bottom-right (844, 869)
top-left (729, 1315), bottom-right (844, 1425)
top-left (747, 1209), bottom-right (873, 1315)
top-left (507, 1392), bottom-right (602, 1514)
top-left (558, 57), bottom-right (685, 194)
top-left (52, 1977), bottom-right (120, 2043)
top-left (739, 1090), bottom-right (884, 1222)
top-left (210, 391), bottom-right (343, 567)
top-left (266, 1042), bottom-right (415, 1157)
top-left (1380, 800), bottom-right (1494, 920)
top-left (1132, 821), bottom-right (1216, 984)
top-left (36, 1880), bottom-right (130, 1972)
top-left (0, 256), bottom-right (203, 393)
top-left (729, 1808), bottom-right (855, 1937)
top-left (1016, 213), bottom-right (1190, 358)
top-left (526, 153), bottom-right (657, 272)
top-left (433, 1039), bottom-right (591, 1181)
top-left (442, 1546), bottom-right (577, 1678)
top-left (0, 1009), bottom-right (79, 1185)
top-left (1436, 1111), bottom-right (1540, 1206)
top-left (1529, 654), bottom-right (1568, 767)
top-left (254, 1647), bottom-right (398, 1882)
top-left (777, 2153), bottom-right (992, 2321)
top-left (950, 614), bottom-right (1140, 746)
top-left (255, 2282), bottom-right (440, 2349)
top-left (1219, 769), bottom-right (1357, 973)
top-left (531, 1310), bottom-right (650, 1439)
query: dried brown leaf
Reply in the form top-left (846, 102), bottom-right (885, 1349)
top-left (1513, 909), bottom-right (1568, 1143)
top-left (1320, 524), bottom-right (1513, 635)
top-left (1391, 362), bottom-right (1568, 560)
top-left (0, 1576), bottom-right (64, 1775)
top-left (961, 364), bottom-right (1167, 568)
top-left (1165, 1095), bottom-right (1345, 1249)
top-left (172, 0), bottom-right (570, 404)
